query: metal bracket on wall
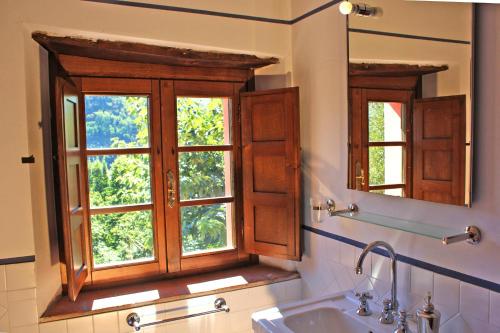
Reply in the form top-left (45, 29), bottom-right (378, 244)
top-left (442, 226), bottom-right (481, 245)
top-left (312, 199), bottom-right (358, 217)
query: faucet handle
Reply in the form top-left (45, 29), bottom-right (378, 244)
top-left (379, 298), bottom-right (395, 324)
top-left (355, 291), bottom-right (373, 316)
top-left (355, 291), bottom-right (373, 302)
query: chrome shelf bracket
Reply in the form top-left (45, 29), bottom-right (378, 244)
top-left (442, 225), bottom-right (481, 245)
top-left (312, 199), bottom-right (358, 217)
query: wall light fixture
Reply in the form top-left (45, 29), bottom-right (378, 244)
top-left (339, 1), bottom-right (378, 16)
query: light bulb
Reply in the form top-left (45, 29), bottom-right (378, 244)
top-left (339, 1), bottom-right (354, 15)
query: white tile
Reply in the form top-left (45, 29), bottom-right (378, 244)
top-left (460, 282), bottom-right (490, 322)
top-left (490, 291), bottom-right (500, 328)
top-left (244, 285), bottom-right (281, 309)
top-left (410, 266), bottom-right (433, 297)
top-left (371, 253), bottom-right (391, 282)
top-left (0, 266), bottom-right (6, 292)
top-left (330, 262), bottom-right (354, 291)
top-left (8, 298), bottom-right (38, 328)
top-left (396, 262), bottom-right (411, 295)
top-left (280, 279), bottom-right (302, 302)
top-left (369, 278), bottom-right (391, 304)
top-left (228, 309), bottom-right (253, 333)
top-left (6, 263), bottom-right (36, 291)
top-left (0, 312), bottom-right (9, 332)
top-left (7, 288), bottom-right (36, 302)
top-left (433, 274), bottom-right (460, 315)
top-left (324, 238), bottom-right (341, 263)
top-left (440, 314), bottom-right (500, 333)
top-left (0, 291), bottom-right (7, 313)
top-left (339, 243), bottom-right (356, 267)
top-left (67, 316), bottom-right (94, 333)
top-left (10, 325), bottom-right (39, 333)
top-left (93, 312), bottom-right (118, 333)
top-left (39, 320), bottom-right (68, 333)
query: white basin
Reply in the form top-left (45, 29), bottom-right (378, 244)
top-left (252, 291), bottom-right (387, 333)
top-left (284, 307), bottom-right (374, 333)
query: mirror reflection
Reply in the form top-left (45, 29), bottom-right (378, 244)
top-left (346, 0), bottom-right (473, 206)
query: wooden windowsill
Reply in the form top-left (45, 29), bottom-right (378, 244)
top-left (40, 264), bottom-right (300, 323)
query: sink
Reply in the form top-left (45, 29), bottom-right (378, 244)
top-left (284, 307), bottom-right (375, 333)
top-left (252, 291), bottom-right (386, 333)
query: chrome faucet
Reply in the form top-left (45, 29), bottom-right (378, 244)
top-left (355, 241), bottom-right (398, 324)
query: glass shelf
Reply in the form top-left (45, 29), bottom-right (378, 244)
top-left (337, 211), bottom-right (462, 241)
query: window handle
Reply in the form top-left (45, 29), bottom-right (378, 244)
top-left (167, 170), bottom-right (176, 208)
top-left (355, 162), bottom-right (365, 188)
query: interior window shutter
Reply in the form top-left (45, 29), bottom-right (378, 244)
top-left (55, 77), bottom-right (89, 301)
top-left (413, 95), bottom-right (466, 205)
top-left (241, 87), bottom-right (301, 261)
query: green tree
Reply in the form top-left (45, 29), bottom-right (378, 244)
top-left (86, 96), bottom-right (229, 264)
top-left (368, 102), bottom-right (385, 186)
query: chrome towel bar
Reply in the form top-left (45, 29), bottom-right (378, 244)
top-left (126, 297), bottom-right (230, 331)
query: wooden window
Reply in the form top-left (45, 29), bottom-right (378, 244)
top-left (48, 52), bottom-right (302, 301)
top-left (350, 88), bottom-right (413, 197)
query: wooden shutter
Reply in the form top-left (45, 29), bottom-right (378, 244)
top-left (55, 77), bottom-right (89, 301)
top-left (413, 95), bottom-right (466, 205)
top-left (241, 87), bottom-right (301, 261)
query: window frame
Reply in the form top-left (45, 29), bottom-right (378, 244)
top-left (79, 78), bottom-right (167, 284)
top-left (351, 88), bottom-right (414, 197)
top-left (59, 76), bottom-right (250, 287)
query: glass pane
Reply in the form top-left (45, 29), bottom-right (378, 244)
top-left (179, 151), bottom-right (232, 200)
top-left (368, 102), bottom-right (406, 142)
top-left (369, 146), bottom-right (404, 186)
top-left (177, 97), bottom-right (231, 146)
top-left (87, 154), bottom-right (151, 208)
top-left (85, 95), bottom-right (150, 148)
top-left (370, 188), bottom-right (404, 197)
top-left (181, 203), bottom-right (233, 255)
top-left (70, 214), bottom-right (84, 271)
top-left (91, 210), bottom-right (154, 266)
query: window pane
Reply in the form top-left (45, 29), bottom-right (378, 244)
top-left (91, 210), bottom-right (154, 267)
top-left (370, 188), bottom-right (404, 197)
top-left (179, 151), bottom-right (232, 200)
top-left (177, 97), bottom-right (231, 146)
top-left (85, 95), bottom-right (150, 148)
top-left (369, 146), bottom-right (404, 186)
top-left (368, 102), bottom-right (406, 142)
top-left (87, 154), bottom-right (151, 208)
top-left (181, 203), bottom-right (233, 255)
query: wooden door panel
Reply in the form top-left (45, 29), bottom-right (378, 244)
top-left (55, 77), bottom-right (89, 301)
top-left (413, 95), bottom-right (466, 205)
top-left (241, 87), bottom-right (301, 261)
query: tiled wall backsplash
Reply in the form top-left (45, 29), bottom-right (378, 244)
top-left (0, 262), bottom-right (301, 333)
top-left (298, 230), bottom-right (500, 333)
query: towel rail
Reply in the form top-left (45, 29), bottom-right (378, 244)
top-left (126, 297), bottom-right (230, 331)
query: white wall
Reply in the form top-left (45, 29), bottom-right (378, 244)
top-left (291, 0), bottom-right (499, 302)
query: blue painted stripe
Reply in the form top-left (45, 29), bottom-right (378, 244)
top-left (349, 28), bottom-right (471, 45)
top-left (302, 225), bottom-right (500, 293)
top-left (0, 255), bottom-right (36, 265)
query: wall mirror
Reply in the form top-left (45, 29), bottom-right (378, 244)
top-left (346, 0), bottom-right (474, 206)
